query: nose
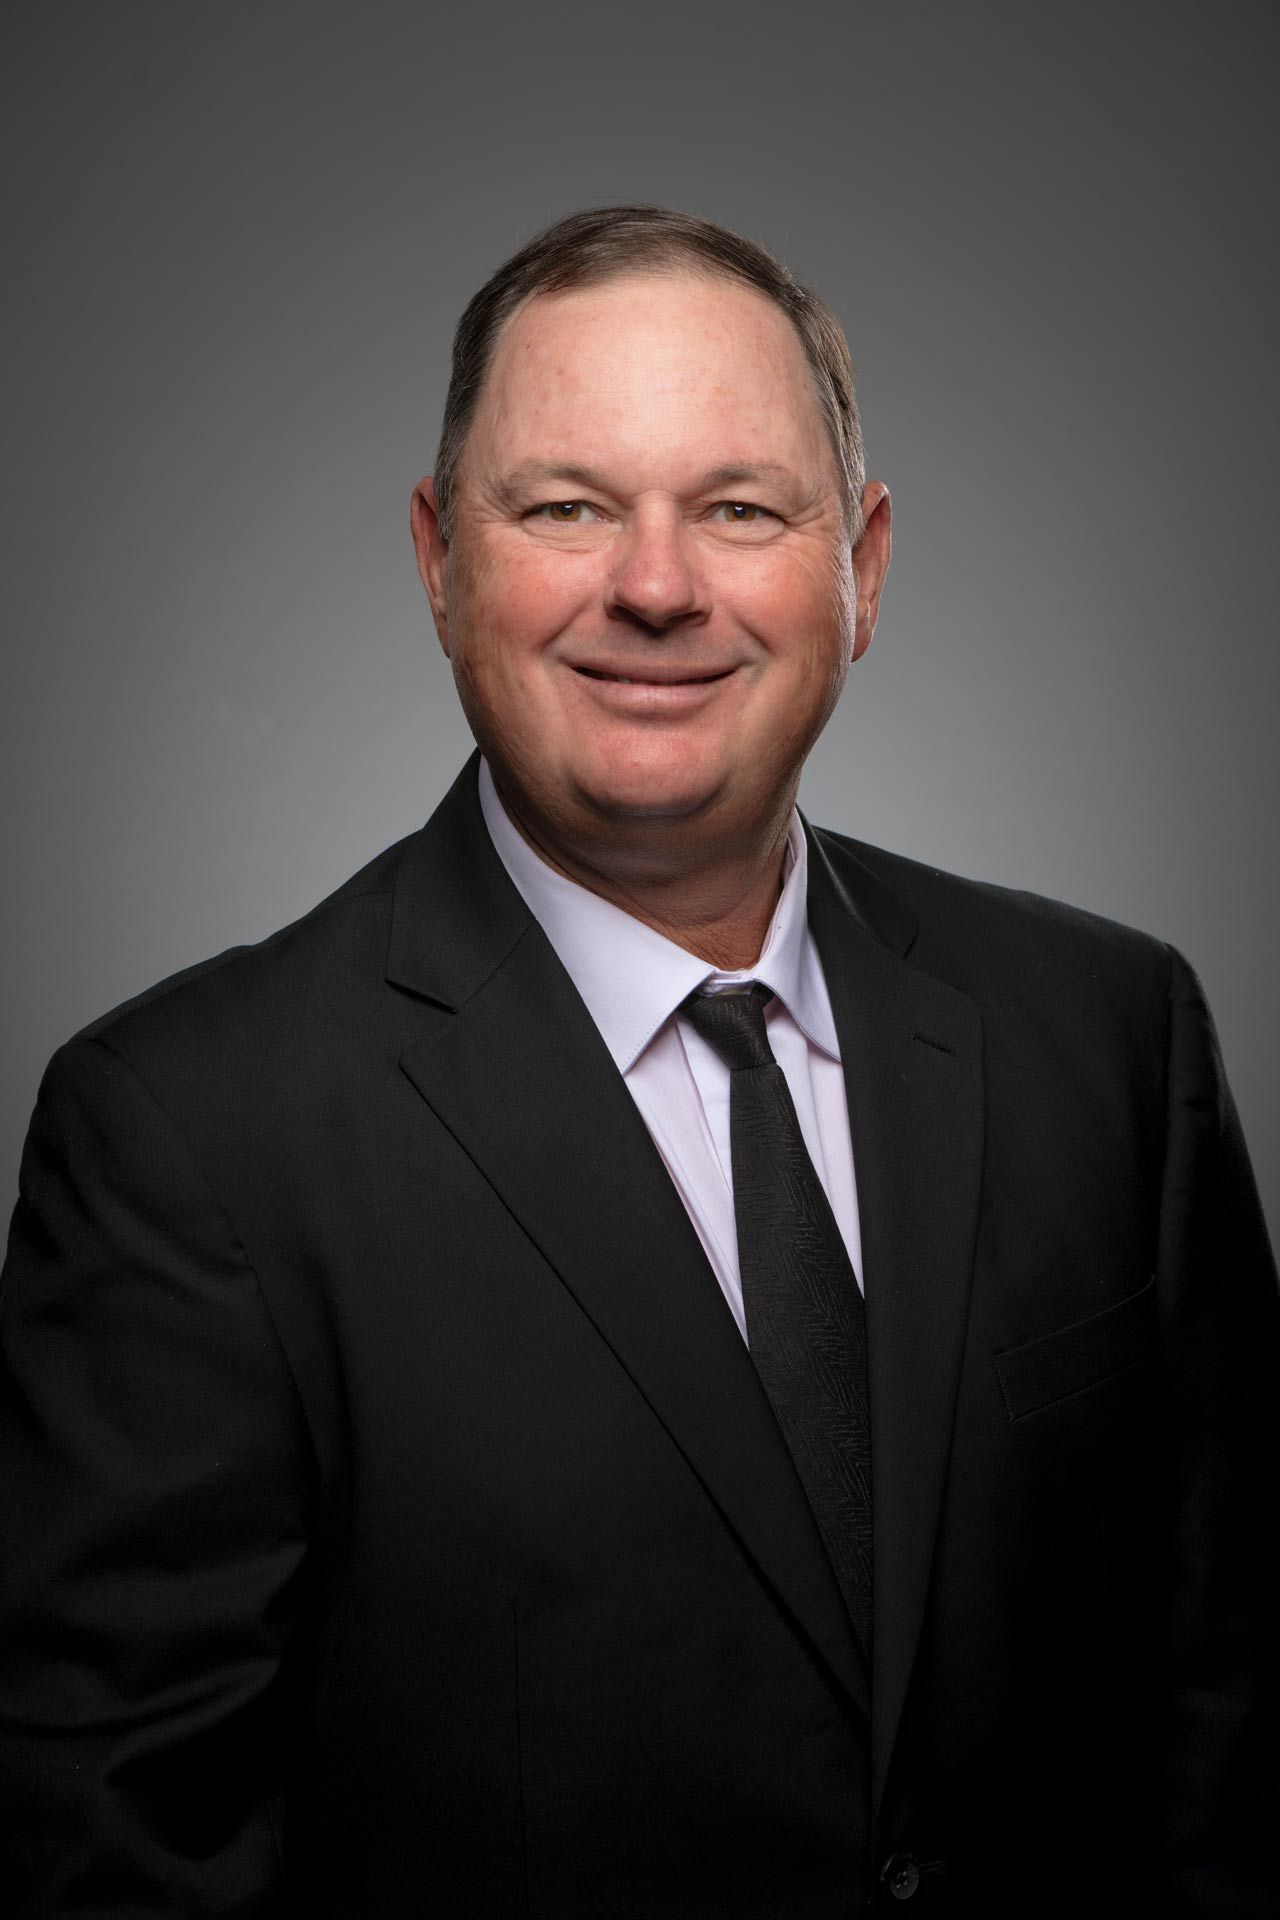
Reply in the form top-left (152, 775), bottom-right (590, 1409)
top-left (605, 504), bottom-right (710, 633)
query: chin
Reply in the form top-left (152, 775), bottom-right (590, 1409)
top-left (571, 772), bottom-right (718, 826)
top-left (570, 735), bottom-right (737, 822)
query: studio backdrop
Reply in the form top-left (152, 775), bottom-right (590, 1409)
top-left (3, 0), bottom-right (1276, 1239)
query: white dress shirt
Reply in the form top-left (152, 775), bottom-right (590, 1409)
top-left (477, 759), bottom-right (864, 1343)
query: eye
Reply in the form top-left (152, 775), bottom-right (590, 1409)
top-left (530, 500), bottom-right (601, 524)
top-left (714, 501), bottom-right (774, 526)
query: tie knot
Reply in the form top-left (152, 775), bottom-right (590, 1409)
top-left (680, 983), bottom-right (776, 1072)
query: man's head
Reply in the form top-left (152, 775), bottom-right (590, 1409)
top-left (411, 205), bottom-right (891, 887)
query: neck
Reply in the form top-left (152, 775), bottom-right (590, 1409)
top-left (493, 778), bottom-right (795, 971)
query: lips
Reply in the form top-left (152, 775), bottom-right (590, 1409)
top-left (573, 665), bottom-right (735, 685)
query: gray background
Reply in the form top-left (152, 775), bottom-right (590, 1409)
top-left (4, 1), bottom-right (1277, 1241)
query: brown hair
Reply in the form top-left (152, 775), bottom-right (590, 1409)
top-left (432, 204), bottom-right (865, 544)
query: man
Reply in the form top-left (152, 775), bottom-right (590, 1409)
top-left (1, 205), bottom-right (1276, 1918)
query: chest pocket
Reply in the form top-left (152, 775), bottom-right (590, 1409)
top-left (994, 1278), bottom-right (1157, 1421)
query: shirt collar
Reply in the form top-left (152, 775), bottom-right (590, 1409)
top-left (477, 757), bottom-right (841, 1074)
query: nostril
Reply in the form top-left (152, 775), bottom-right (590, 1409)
top-left (608, 609), bottom-right (687, 637)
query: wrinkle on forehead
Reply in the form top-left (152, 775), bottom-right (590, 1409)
top-left (465, 272), bottom-right (838, 505)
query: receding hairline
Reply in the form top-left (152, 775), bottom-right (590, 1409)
top-left (473, 263), bottom-right (826, 406)
top-left (482, 260), bottom-right (817, 360)
top-left (490, 251), bottom-right (809, 317)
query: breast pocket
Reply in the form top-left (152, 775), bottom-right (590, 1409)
top-left (994, 1278), bottom-right (1157, 1422)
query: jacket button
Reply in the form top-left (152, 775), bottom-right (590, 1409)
top-left (881, 1851), bottom-right (921, 1901)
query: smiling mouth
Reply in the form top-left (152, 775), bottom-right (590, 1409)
top-left (574, 666), bottom-right (735, 685)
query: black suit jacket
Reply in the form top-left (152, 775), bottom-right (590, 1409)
top-left (2, 755), bottom-right (1277, 1917)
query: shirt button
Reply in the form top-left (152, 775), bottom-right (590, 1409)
top-left (881, 1851), bottom-right (921, 1901)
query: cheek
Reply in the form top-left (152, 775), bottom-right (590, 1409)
top-left (476, 541), bottom-right (598, 643)
top-left (724, 551), bottom-right (851, 674)
top-left (448, 555), bottom-right (567, 694)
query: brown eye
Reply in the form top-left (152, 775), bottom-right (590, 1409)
top-left (528, 500), bottom-right (606, 530)
top-left (718, 502), bottom-right (766, 524)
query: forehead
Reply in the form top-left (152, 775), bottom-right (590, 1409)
top-left (469, 271), bottom-right (830, 482)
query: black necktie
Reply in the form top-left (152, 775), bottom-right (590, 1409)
top-left (681, 984), bottom-right (873, 1657)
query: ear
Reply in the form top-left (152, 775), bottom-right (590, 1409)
top-left (850, 481), bottom-right (892, 663)
top-left (410, 477), bottom-right (452, 656)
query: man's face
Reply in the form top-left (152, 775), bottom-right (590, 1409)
top-left (414, 272), bottom-right (885, 863)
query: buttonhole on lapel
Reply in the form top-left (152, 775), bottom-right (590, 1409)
top-left (912, 1030), bottom-right (955, 1057)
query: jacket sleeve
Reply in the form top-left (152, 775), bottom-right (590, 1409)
top-left (0, 1035), bottom-right (313, 1917)
top-left (1157, 947), bottom-right (1280, 1917)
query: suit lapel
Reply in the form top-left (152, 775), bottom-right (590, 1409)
top-left (389, 760), bottom-right (869, 1719)
top-left (806, 825), bottom-right (985, 1830)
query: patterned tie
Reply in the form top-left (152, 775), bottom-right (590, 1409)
top-left (681, 984), bottom-right (873, 1658)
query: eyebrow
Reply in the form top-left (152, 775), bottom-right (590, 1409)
top-left (497, 459), bottom-right (797, 498)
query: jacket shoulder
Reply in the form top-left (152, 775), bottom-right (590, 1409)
top-left (813, 825), bottom-right (1175, 1015)
top-left (66, 828), bottom-right (424, 1074)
